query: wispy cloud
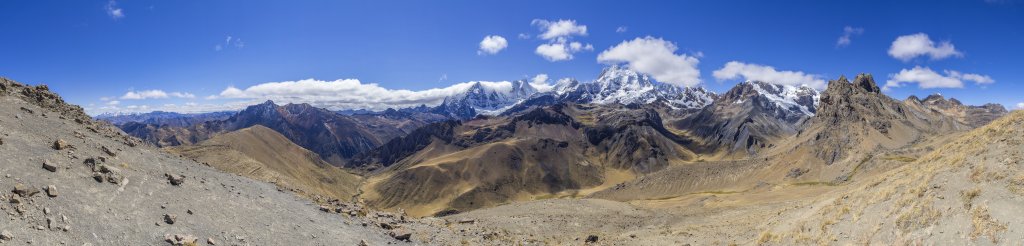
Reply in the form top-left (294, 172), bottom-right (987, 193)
top-left (215, 35), bottom-right (245, 51)
top-left (836, 26), bottom-right (863, 47)
top-left (615, 26), bottom-right (628, 33)
top-left (120, 90), bottom-right (196, 100)
top-left (105, 0), bottom-right (124, 20)
top-left (888, 33), bottom-right (962, 61)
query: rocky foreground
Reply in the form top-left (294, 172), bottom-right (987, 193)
top-left (0, 78), bottom-right (475, 245)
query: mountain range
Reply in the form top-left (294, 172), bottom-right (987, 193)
top-left (101, 66), bottom-right (1011, 218)
top-left (3, 71), bottom-right (1020, 244)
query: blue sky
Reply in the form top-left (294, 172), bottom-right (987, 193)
top-left (1, 0), bottom-right (1021, 114)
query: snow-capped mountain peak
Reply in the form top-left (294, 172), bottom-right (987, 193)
top-left (559, 65), bottom-right (716, 109)
top-left (433, 80), bottom-right (540, 118)
top-left (746, 81), bottom-right (820, 116)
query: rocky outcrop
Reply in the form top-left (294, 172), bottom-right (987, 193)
top-left (807, 74), bottom-right (965, 165)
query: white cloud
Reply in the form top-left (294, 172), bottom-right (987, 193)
top-left (105, 0), bottom-right (124, 20)
top-left (121, 90), bottom-right (168, 100)
top-left (1017, 102), bottom-right (1024, 110)
top-left (888, 33), bottom-right (963, 61)
top-left (531, 19), bottom-right (587, 40)
top-left (529, 74), bottom-right (555, 93)
top-left (712, 61), bottom-right (826, 90)
top-left (535, 41), bottom-right (594, 61)
top-left (883, 66), bottom-right (994, 90)
top-left (529, 19), bottom-right (592, 62)
top-left (477, 35), bottom-right (508, 55)
top-left (615, 26), bottom-right (628, 33)
top-left (536, 43), bottom-right (571, 61)
top-left (106, 100), bottom-right (120, 106)
top-left (596, 36), bottom-right (702, 87)
top-left (216, 78), bottom-right (532, 111)
top-left (517, 33), bottom-right (531, 39)
top-left (120, 90), bottom-right (196, 100)
top-left (836, 26), bottom-right (864, 47)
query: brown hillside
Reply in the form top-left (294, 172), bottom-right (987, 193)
top-left (166, 125), bottom-right (362, 201)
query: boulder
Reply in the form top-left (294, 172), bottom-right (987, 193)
top-left (585, 235), bottom-right (599, 243)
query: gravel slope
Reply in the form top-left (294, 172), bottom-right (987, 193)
top-left (0, 86), bottom-right (402, 245)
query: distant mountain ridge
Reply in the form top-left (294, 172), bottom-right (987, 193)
top-left (120, 100), bottom-right (443, 165)
top-left (97, 110), bottom-right (235, 127)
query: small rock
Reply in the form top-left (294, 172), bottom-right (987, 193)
top-left (389, 229), bottom-right (412, 241)
top-left (379, 222), bottom-right (395, 230)
top-left (12, 183), bottom-right (39, 197)
top-left (0, 230), bottom-right (12, 240)
top-left (47, 218), bottom-right (54, 229)
top-left (42, 161), bottom-right (58, 172)
top-left (45, 185), bottom-right (57, 197)
top-left (206, 238), bottom-right (216, 245)
top-left (165, 173), bottom-right (185, 186)
top-left (163, 214), bottom-right (177, 224)
top-left (457, 218), bottom-right (475, 224)
top-left (43, 207), bottom-right (51, 214)
top-left (100, 146), bottom-right (116, 157)
top-left (9, 195), bottom-right (22, 204)
top-left (52, 139), bottom-right (70, 150)
top-left (358, 239), bottom-right (369, 246)
top-left (164, 234), bottom-right (197, 246)
top-left (585, 235), bottom-right (599, 243)
top-left (319, 205), bottom-right (331, 213)
top-left (92, 172), bottom-right (105, 183)
top-left (186, 209), bottom-right (193, 215)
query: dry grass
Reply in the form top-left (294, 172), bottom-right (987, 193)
top-left (894, 203), bottom-right (942, 232)
top-left (1008, 174), bottom-right (1024, 195)
top-left (881, 155), bottom-right (917, 162)
top-left (756, 231), bottom-right (777, 245)
top-left (969, 205), bottom-right (1007, 243)
top-left (960, 188), bottom-right (981, 209)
